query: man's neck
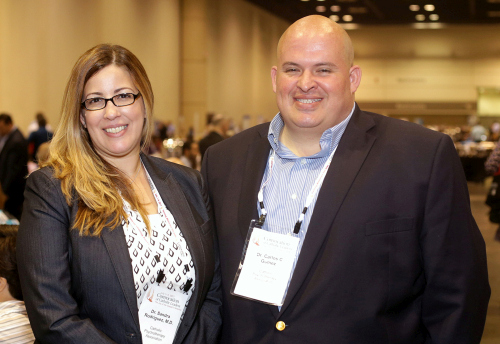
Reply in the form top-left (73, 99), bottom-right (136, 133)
top-left (279, 127), bottom-right (322, 157)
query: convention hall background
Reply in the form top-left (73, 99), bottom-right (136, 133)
top-left (1, 0), bottom-right (500, 342)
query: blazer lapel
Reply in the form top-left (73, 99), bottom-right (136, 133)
top-left (101, 225), bottom-right (141, 329)
top-left (237, 125), bottom-right (272, 239)
top-left (141, 155), bottom-right (205, 344)
top-left (279, 106), bottom-right (377, 314)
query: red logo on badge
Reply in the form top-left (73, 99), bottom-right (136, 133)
top-left (147, 288), bottom-right (154, 302)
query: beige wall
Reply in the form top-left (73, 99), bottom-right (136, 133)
top-left (206, 0), bottom-right (289, 128)
top-left (350, 25), bottom-right (500, 103)
top-left (0, 0), bottom-right (180, 135)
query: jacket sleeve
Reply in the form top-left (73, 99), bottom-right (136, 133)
top-left (1, 134), bottom-right (28, 196)
top-left (17, 170), bottom-right (117, 344)
top-left (421, 135), bottom-right (490, 343)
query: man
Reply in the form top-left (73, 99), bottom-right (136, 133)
top-left (180, 141), bottom-right (200, 170)
top-left (199, 113), bottom-right (226, 161)
top-left (0, 114), bottom-right (28, 219)
top-left (201, 15), bottom-right (490, 343)
top-left (0, 225), bottom-right (35, 343)
top-left (27, 112), bottom-right (53, 163)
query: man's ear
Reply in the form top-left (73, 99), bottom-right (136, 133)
top-left (271, 66), bottom-right (278, 93)
top-left (349, 65), bottom-right (362, 94)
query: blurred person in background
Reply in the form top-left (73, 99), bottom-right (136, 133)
top-left (180, 141), bottom-right (200, 170)
top-left (0, 224), bottom-right (35, 343)
top-left (485, 139), bottom-right (500, 241)
top-left (489, 121), bottom-right (500, 141)
top-left (199, 114), bottom-right (225, 161)
top-left (17, 44), bottom-right (221, 344)
top-left (0, 114), bottom-right (28, 220)
top-left (27, 113), bottom-right (53, 163)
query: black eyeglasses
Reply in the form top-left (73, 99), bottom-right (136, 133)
top-left (81, 92), bottom-right (141, 111)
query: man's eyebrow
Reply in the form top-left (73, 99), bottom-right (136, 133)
top-left (281, 62), bottom-right (339, 68)
top-left (281, 62), bottom-right (300, 67)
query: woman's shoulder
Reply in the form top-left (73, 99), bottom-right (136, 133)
top-left (144, 154), bottom-right (201, 180)
top-left (27, 166), bottom-right (59, 185)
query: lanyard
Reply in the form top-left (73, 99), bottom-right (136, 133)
top-left (257, 146), bottom-right (337, 234)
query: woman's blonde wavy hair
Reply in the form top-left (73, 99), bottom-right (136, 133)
top-left (42, 44), bottom-right (154, 236)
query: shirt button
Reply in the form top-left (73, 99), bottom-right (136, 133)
top-left (274, 138), bottom-right (278, 143)
top-left (301, 159), bottom-right (306, 165)
top-left (291, 194), bottom-right (297, 200)
top-left (276, 321), bottom-right (286, 331)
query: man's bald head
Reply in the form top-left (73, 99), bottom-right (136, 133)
top-left (277, 15), bottom-right (354, 67)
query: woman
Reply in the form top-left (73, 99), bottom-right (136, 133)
top-left (17, 44), bottom-right (221, 343)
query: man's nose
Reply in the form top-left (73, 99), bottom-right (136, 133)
top-left (297, 71), bottom-right (316, 92)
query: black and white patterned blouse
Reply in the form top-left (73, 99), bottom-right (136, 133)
top-left (121, 169), bottom-right (196, 310)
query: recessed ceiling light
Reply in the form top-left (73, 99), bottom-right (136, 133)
top-left (330, 15), bottom-right (340, 22)
top-left (331, 5), bottom-right (341, 12)
top-left (300, 0), bottom-right (309, 2)
top-left (409, 5), bottom-right (420, 11)
top-left (316, 5), bottom-right (327, 12)
top-left (424, 4), bottom-right (435, 11)
top-left (429, 14), bottom-right (439, 21)
top-left (415, 14), bottom-right (425, 21)
top-left (317, 0), bottom-right (325, 2)
top-left (343, 15), bottom-right (353, 22)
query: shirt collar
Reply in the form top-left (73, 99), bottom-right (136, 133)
top-left (268, 103), bottom-right (356, 159)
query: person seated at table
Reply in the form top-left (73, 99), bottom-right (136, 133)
top-left (0, 224), bottom-right (35, 343)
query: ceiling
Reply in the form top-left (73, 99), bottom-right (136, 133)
top-left (244, 0), bottom-right (500, 26)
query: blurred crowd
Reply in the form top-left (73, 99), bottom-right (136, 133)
top-left (0, 111), bottom-right (253, 222)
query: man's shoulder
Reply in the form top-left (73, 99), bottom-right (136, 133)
top-left (210, 123), bottom-right (269, 151)
top-left (357, 109), bottom-right (447, 143)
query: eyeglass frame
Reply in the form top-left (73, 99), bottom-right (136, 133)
top-left (80, 92), bottom-right (142, 111)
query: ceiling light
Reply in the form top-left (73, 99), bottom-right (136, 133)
top-left (300, 0), bottom-right (309, 1)
top-left (331, 5), bottom-right (341, 12)
top-left (424, 4), bottom-right (435, 11)
top-left (415, 14), bottom-right (425, 21)
top-left (330, 15), bottom-right (340, 22)
top-left (409, 5), bottom-right (420, 11)
top-left (343, 15), bottom-right (353, 22)
top-left (316, 5), bottom-right (327, 12)
top-left (429, 14), bottom-right (439, 21)
top-left (317, 0), bottom-right (325, 1)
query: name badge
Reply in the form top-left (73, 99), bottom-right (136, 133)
top-left (139, 286), bottom-right (189, 344)
top-left (231, 220), bottom-right (300, 306)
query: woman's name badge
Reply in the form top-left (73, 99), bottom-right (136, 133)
top-left (231, 221), bottom-right (300, 306)
top-left (139, 286), bottom-right (189, 344)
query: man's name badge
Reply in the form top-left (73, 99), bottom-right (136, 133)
top-left (139, 285), bottom-right (189, 344)
top-left (231, 221), bottom-right (300, 306)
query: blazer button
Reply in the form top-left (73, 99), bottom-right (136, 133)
top-left (276, 321), bottom-right (286, 331)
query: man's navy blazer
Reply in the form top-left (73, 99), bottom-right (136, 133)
top-left (18, 154), bottom-right (222, 343)
top-left (202, 105), bottom-right (490, 344)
